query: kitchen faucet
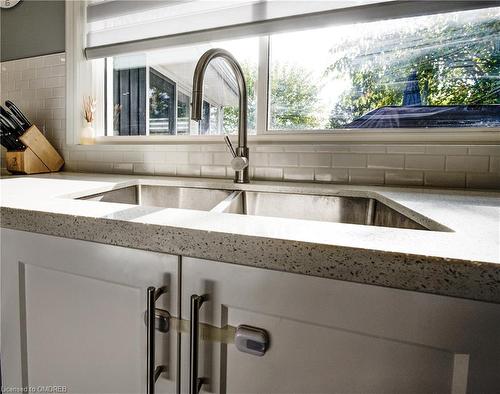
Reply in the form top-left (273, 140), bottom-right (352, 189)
top-left (191, 48), bottom-right (249, 183)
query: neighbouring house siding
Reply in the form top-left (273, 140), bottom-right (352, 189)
top-left (113, 67), bottom-right (147, 136)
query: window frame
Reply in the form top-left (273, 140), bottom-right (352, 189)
top-left (66, 1), bottom-right (500, 146)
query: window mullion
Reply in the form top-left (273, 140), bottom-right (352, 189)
top-left (145, 65), bottom-right (150, 136)
top-left (105, 57), bottom-right (114, 136)
top-left (173, 82), bottom-right (178, 136)
top-left (256, 35), bottom-right (270, 135)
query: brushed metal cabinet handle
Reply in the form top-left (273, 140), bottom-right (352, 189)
top-left (147, 286), bottom-right (167, 394)
top-left (189, 294), bottom-right (208, 394)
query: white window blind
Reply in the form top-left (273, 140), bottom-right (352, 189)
top-left (85, 0), bottom-right (498, 59)
top-left (84, 0), bottom-right (392, 58)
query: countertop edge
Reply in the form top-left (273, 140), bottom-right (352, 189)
top-left (2, 205), bottom-right (499, 304)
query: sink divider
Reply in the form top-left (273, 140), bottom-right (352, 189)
top-left (365, 199), bottom-right (376, 226)
top-left (136, 184), bottom-right (142, 206)
top-left (210, 191), bottom-right (242, 213)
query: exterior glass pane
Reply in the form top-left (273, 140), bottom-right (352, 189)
top-left (177, 91), bottom-right (190, 135)
top-left (269, 7), bottom-right (500, 130)
top-left (112, 66), bottom-right (146, 136)
top-left (149, 68), bottom-right (175, 135)
top-left (210, 105), bottom-right (220, 134)
top-left (107, 36), bottom-right (258, 136)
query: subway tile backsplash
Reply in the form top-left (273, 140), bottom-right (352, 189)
top-left (0, 53), bottom-right (66, 151)
top-left (1, 53), bottom-right (499, 190)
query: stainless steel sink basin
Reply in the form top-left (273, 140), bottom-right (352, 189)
top-left (221, 191), bottom-right (429, 230)
top-left (78, 185), bottom-right (434, 230)
top-left (78, 185), bottom-right (233, 211)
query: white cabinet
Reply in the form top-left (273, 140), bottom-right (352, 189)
top-left (2, 229), bottom-right (500, 394)
top-left (181, 257), bottom-right (500, 394)
top-left (1, 229), bottom-right (179, 394)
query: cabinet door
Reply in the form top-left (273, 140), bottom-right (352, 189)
top-left (181, 257), bottom-right (500, 394)
top-left (1, 229), bottom-right (179, 394)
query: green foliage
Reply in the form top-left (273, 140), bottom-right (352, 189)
top-left (327, 9), bottom-right (500, 127)
top-left (223, 64), bottom-right (257, 133)
top-left (269, 63), bottom-right (321, 129)
top-left (149, 86), bottom-right (170, 116)
top-left (222, 9), bottom-right (499, 131)
top-left (222, 62), bottom-right (321, 131)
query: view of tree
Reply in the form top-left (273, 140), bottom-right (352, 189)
top-left (223, 63), bottom-right (256, 134)
top-left (221, 8), bottom-right (498, 131)
top-left (223, 63), bottom-right (322, 131)
top-left (150, 87), bottom-right (170, 117)
top-left (269, 63), bottom-right (321, 129)
top-left (327, 9), bottom-right (499, 127)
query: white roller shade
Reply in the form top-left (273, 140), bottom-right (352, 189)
top-left (85, 0), bottom-right (499, 59)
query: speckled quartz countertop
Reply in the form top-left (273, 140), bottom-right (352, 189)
top-left (1, 172), bottom-right (499, 303)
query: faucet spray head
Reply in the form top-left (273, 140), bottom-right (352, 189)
top-left (191, 90), bottom-right (203, 121)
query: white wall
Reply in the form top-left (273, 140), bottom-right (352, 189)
top-left (1, 53), bottom-right (499, 189)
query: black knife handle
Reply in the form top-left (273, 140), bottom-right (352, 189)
top-left (0, 114), bottom-right (26, 150)
top-left (5, 100), bottom-right (32, 129)
top-left (0, 116), bottom-right (14, 150)
top-left (0, 106), bottom-right (26, 134)
top-left (0, 129), bottom-right (18, 151)
top-left (0, 114), bottom-right (17, 134)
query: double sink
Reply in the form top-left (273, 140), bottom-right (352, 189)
top-left (78, 184), bottom-right (435, 231)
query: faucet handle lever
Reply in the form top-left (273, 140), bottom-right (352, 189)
top-left (224, 135), bottom-right (237, 158)
top-left (225, 134), bottom-right (249, 172)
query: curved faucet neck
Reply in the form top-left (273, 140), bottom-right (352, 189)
top-left (191, 48), bottom-right (248, 149)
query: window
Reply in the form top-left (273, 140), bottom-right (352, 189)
top-left (177, 91), bottom-right (190, 135)
top-left (269, 7), bottom-right (500, 130)
top-left (86, 3), bottom-right (499, 141)
top-left (200, 101), bottom-right (210, 135)
top-left (112, 66), bottom-right (146, 136)
top-left (104, 37), bottom-right (259, 136)
top-left (149, 69), bottom-right (175, 135)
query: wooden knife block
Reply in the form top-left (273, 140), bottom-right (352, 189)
top-left (5, 125), bottom-right (64, 174)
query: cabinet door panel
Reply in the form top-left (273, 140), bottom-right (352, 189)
top-left (1, 229), bottom-right (178, 394)
top-left (181, 257), bottom-right (500, 394)
top-left (224, 308), bottom-right (452, 394)
top-left (23, 264), bottom-right (144, 391)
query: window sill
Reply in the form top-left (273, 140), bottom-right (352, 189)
top-left (83, 128), bottom-right (500, 146)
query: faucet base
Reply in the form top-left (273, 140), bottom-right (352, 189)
top-left (234, 169), bottom-right (250, 184)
